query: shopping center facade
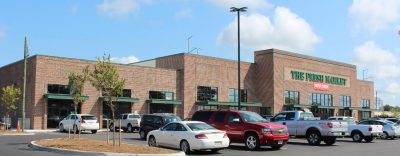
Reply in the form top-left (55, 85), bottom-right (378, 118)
top-left (0, 49), bottom-right (374, 129)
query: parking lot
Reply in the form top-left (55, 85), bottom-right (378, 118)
top-left (0, 131), bottom-right (399, 156)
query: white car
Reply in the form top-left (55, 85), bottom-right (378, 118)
top-left (328, 116), bottom-right (382, 142)
top-left (147, 121), bottom-right (229, 154)
top-left (110, 113), bottom-right (141, 132)
top-left (59, 114), bottom-right (100, 134)
top-left (359, 120), bottom-right (400, 139)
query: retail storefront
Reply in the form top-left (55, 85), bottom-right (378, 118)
top-left (0, 48), bottom-right (375, 129)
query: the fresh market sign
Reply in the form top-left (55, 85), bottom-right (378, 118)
top-left (285, 68), bottom-right (350, 87)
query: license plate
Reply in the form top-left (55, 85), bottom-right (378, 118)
top-left (278, 140), bottom-right (283, 144)
top-left (214, 141), bottom-right (222, 145)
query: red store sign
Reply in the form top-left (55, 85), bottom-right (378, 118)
top-left (313, 82), bottom-right (330, 91)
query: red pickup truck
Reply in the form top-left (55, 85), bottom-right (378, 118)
top-left (191, 110), bottom-right (289, 150)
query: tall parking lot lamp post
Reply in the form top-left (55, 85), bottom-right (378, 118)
top-left (230, 7), bottom-right (247, 110)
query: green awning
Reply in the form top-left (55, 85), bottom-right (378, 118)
top-left (286, 104), bottom-right (312, 108)
top-left (45, 93), bottom-right (89, 101)
top-left (317, 105), bottom-right (338, 109)
top-left (196, 101), bottom-right (262, 107)
top-left (101, 97), bottom-right (139, 103)
top-left (147, 99), bottom-right (182, 105)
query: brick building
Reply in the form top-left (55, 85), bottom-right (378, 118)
top-left (0, 49), bottom-right (374, 129)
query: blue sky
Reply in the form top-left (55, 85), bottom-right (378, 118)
top-left (1, 0), bottom-right (400, 106)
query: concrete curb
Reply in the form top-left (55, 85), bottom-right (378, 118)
top-left (29, 139), bottom-right (186, 156)
top-left (0, 133), bottom-right (35, 136)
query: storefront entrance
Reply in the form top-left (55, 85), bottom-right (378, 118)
top-left (102, 102), bottom-right (132, 128)
top-left (311, 107), bottom-right (334, 120)
top-left (339, 109), bottom-right (352, 117)
top-left (47, 99), bottom-right (81, 128)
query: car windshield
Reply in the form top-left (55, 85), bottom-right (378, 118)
top-left (187, 123), bottom-right (216, 131)
top-left (164, 116), bottom-right (182, 124)
top-left (81, 115), bottom-right (97, 120)
top-left (240, 112), bottom-right (267, 122)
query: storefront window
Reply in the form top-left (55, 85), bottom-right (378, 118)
top-left (284, 91), bottom-right (299, 105)
top-left (361, 111), bottom-right (371, 119)
top-left (197, 105), bottom-right (218, 111)
top-left (149, 91), bottom-right (174, 100)
top-left (229, 88), bottom-right (247, 102)
top-left (309, 93), bottom-right (332, 106)
top-left (47, 84), bottom-right (70, 94)
top-left (102, 89), bottom-right (132, 97)
top-left (361, 99), bottom-right (370, 108)
top-left (229, 106), bottom-right (247, 111)
top-left (197, 86), bottom-right (218, 101)
top-left (340, 96), bottom-right (351, 107)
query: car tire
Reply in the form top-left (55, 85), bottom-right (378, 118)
top-left (351, 132), bottom-right (363, 142)
top-left (245, 133), bottom-right (260, 150)
top-left (211, 149), bottom-right (221, 153)
top-left (127, 124), bottom-right (133, 133)
top-left (180, 140), bottom-right (191, 154)
top-left (59, 124), bottom-right (65, 133)
top-left (91, 130), bottom-right (97, 134)
top-left (306, 131), bottom-right (322, 146)
top-left (109, 124), bottom-right (115, 132)
top-left (139, 130), bottom-right (146, 140)
top-left (380, 132), bottom-right (389, 139)
top-left (73, 125), bottom-right (79, 134)
top-left (271, 145), bottom-right (283, 150)
top-left (323, 137), bottom-right (336, 145)
top-left (364, 136), bottom-right (374, 142)
top-left (148, 136), bottom-right (157, 147)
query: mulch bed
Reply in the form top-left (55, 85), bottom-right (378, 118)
top-left (35, 138), bottom-right (176, 154)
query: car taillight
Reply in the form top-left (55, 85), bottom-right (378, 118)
top-left (223, 133), bottom-right (228, 138)
top-left (327, 122), bottom-right (333, 128)
top-left (195, 134), bottom-right (208, 139)
top-left (368, 127), bottom-right (372, 131)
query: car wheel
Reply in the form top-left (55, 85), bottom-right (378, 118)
top-left (271, 145), bottom-right (283, 150)
top-left (364, 136), bottom-right (374, 142)
top-left (139, 130), bottom-right (146, 140)
top-left (109, 124), bottom-right (115, 132)
top-left (380, 132), bottom-right (389, 139)
top-left (245, 133), bottom-right (260, 150)
top-left (351, 132), bottom-right (363, 142)
top-left (324, 137), bottom-right (336, 145)
top-left (127, 124), bottom-right (133, 133)
top-left (91, 130), bottom-right (97, 134)
top-left (73, 125), bottom-right (79, 134)
top-left (59, 124), bottom-right (65, 132)
top-left (307, 131), bottom-right (321, 146)
top-left (180, 140), bottom-right (191, 154)
top-left (148, 136), bottom-right (157, 147)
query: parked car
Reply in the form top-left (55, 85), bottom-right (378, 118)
top-left (191, 110), bottom-right (289, 150)
top-left (59, 114), bottom-right (100, 134)
top-left (139, 113), bottom-right (181, 140)
top-left (147, 121), bottom-right (230, 154)
top-left (358, 119), bottom-right (400, 139)
top-left (384, 118), bottom-right (400, 123)
top-left (271, 111), bottom-right (348, 146)
top-left (262, 115), bottom-right (274, 121)
top-left (328, 116), bottom-right (382, 142)
top-left (109, 113), bottom-right (141, 132)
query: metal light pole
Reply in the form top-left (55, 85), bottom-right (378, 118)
top-left (187, 36), bottom-right (192, 53)
top-left (22, 37), bottom-right (28, 131)
top-left (362, 69), bottom-right (368, 80)
top-left (230, 7), bottom-right (247, 110)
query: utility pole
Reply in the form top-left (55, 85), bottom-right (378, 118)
top-left (22, 37), bottom-right (28, 131)
top-left (187, 36), bottom-right (192, 53)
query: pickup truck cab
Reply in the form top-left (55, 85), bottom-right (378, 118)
top-left (271, 111), bottom-right (348, 145)
top-left (191, 110), bottom-right (289, 150)
top-left (328, 116), bottom-right (382, 142)
top-left (110, 113), bottom-right (141, 133)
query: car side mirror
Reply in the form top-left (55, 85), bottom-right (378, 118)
top-left (270, 118), bottom-right (275, 122)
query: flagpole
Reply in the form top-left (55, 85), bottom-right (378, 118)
top-left (22, 37), bottom-right (28, 131)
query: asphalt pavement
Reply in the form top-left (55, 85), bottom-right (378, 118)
top-left (0, 131), bottom-right (399, 156)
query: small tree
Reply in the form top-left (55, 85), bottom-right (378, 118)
top-left (68, 67), bottom-right (89, 139)
top-left (88, 54), bottom-right (125, 146)
top-left (1, 85), bottom-right (22, 131)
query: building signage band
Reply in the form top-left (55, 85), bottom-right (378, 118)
top-left (313, 82), bottom-right (330, 91)
top-left (284, 68), bottom-right (350, 88)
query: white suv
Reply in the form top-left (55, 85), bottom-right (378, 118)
top-left (59, 114), bottom-right (100, 134)
top-left (110, 113), bottom-right (141, 132)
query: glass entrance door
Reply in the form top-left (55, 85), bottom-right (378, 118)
top-left (47, 99), bottom-right (80, 128)
top-left (150, 104), bottom-right (173, 114)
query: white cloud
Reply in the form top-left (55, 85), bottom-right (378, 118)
top-left (70, 4), bottom-right (79, 14)
top-left (97, 0), bottom-right (140, 18)
top-left (351, 41), bottom-right (400, 106)
top-left (175, 8), bottom-right (192, 20)
top-left (349, 0), bottom-right (400, 34)
top-left (111, 55), bottom-right (140, 64)
top-left (217, 7), bottom-right (320, 53)
top-left (208, 0), bottom-right (271, 9)
top-left (0, 27), bottom-right (4, 39)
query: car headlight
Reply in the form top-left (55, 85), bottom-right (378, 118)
top-left (262, 128), bottom-right (272, 134)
